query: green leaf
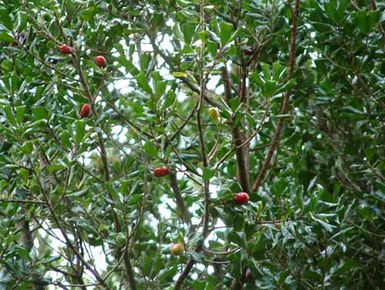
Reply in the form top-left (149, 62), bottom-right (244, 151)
top-left (232, 214), bottom-right (245, 231)
top-left (172, 22), bottom-right (184, 42)
top-left (67, 189), bottom-right (88, 198)
top-left (261, 63), bottom-right (271, 80)
top-left (250, 233), bottom-right (267, 254)
top-left (3, 104), bottom-right (15, 125)
top-left (219, 21), bottom-right (233, 45)
top-left (20, 141), bottom-right (33, 154)
top-left (47, 164), bottom-right (66, 173)
top-left (277, 79), bottom-right (297, 93)
top-left (0, 8), bottom-right (13, 30)
top-left (202, 168), bottom-right (215, 181)
top-left (81, 6), bottom-right (97, 23)
top-left (17, 11), bottom-right (28, 31)
top-left (250, 72), bottom-right (265, 87)
top-left (136, 72), bottom-right (153, 94)
top-left (188, 250), bottom-right (204, 263)
top-left (164, 91), bottom-right (176, 107)
top-left (32, 107), bottom-right (49, 121)
top-left (262, 80), bottom-right (277, 97)
top-left (159, 266), bottom-right (178, 284)
top-left (199, 31), bottom-right (209, 45)
top-left (310, 213), bottom-right (336, 232)
top-left (115, 43), bottom-right (139, 75)
top-left (74, 120), bottom-right (86, 144)
top-left (60, 130), bottom-right (72, 150)
top-left (354, 10), bottom-right (381, 34)
top-left (182, 23), bottom-right (196, 44)
top-left (155, 80), bottom-right (167, 98)
top-left (15, 106), bottom-right (26, 123)
top-left (143, 140), bottom-right (158, 158)
top-left (15, 245), bottom-right (31, 261)
top-left (0, 31), bottom-right (14, 43)
top-left (228, 231), bottom-right (246, 248)
top-left (272, 62), bottom-right (284, 81)
top-left (151, 12), bottom-right (164, 31)
top-left (204, 275), bottom-right (217, 290)
top-left (127, 194), bottom-right (143, 205)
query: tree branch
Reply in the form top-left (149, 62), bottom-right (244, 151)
top-left (169, 172), bottom-right (191, 224)
top-left (174, 1), bottom-right (211, 288)
top-left (19, 208), bottom-right (45, 290)
top-left (71, 51), bottom-right (137, 290)
top-left (174, 259), bottom-right (195, 290)
top-left (251, 0), bottom-right (301, 193)
top-left (35, 176), bottom-right (110, 289)
top-left (221, 66), bottom-right (249, 193)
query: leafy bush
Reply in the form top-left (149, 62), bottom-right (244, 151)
top-left (0, 0), bottom-right (384, 289)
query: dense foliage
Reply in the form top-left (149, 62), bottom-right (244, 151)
top-left (1, 0), bottom-right (384, 289)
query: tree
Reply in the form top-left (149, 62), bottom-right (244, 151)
top-left (0, 0), bottom-right (384, 289)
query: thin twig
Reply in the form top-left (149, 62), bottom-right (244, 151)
top-left (146, 31), bottom-right (223, 108)
top-left (0, 199), bottom-right (46, 205)
top-left (215, 100), bottom-right (270, 169)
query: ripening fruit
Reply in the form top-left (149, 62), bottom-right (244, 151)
top-left (233, 192), bottom-right (249, 204)
top-left (170, 242), bottom-right (185, 256)
top-left (208, 107), bottom-right (220, 122)
top-left (154, 166), bottom-right (170, 177)
top-left (80, 103), bottom-right (91, 118)
top-left (59, 44), bottom-right (74, 54)
top-left (95, 55), bottom-right (107, 68)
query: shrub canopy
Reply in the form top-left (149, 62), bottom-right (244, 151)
top-left (0, 0), bottom-right (384, 289)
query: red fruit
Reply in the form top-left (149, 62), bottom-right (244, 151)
top-left (95, 55), bottom-right (107, 68)
top-left (233, 192), bottom-right (249, 204)
top-left (154, 166), bottom-right (170, 177)
top-left (79, 103), bottom-right (91, 118)
top-left (59, 44), bottom-right (74, 54)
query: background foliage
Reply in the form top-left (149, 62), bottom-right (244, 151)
top-left (1, 0), bottom-right (385, 289)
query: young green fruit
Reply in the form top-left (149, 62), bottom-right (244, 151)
top-left (233, 192), bottom-right (249, 204)
top-left (154, 166), bottom-right (170, 177)
top-left (208, 107), bottom-right (220, 122)
top-left (95, 55), bottom-right (107, 68)
top-left (80, 103), bottom-right (91, 118)
top-left (59, 44), bottom-right (74, 54)
top-left (170, 242), bottom-right (185, 256)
